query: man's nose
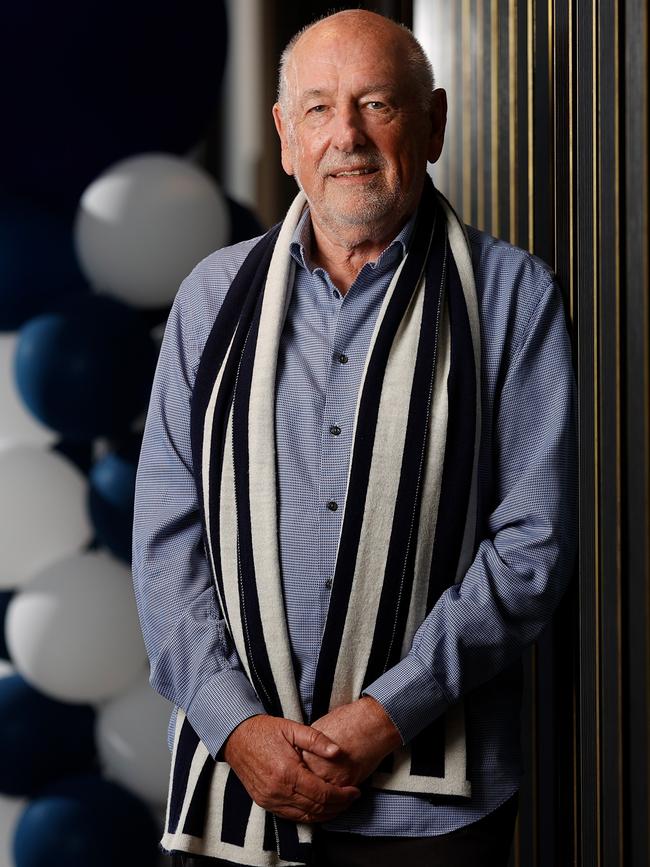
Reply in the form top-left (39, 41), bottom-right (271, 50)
top-left (331, 106), bottom-right (367, 152)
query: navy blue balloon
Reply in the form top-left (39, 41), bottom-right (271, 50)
top-left (0, 591), bottom-right (13, 660)
top-left (2, 1), bottom-right (228, 207)
top-left (13, 774), bottom-right (159, 867)
top-left (226, 195), bottom-right (266, 244)
top-left (0, 200), bottom-right (89, 331)
top-left (89, 437), bottom-right (142, 562)
top-left (15, 295), bottom-right (158, 441)
top-left (0, 674), bottom-right (96, 797)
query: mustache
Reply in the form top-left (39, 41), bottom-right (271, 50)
top-left (320, 149), bottom-right (386, 176)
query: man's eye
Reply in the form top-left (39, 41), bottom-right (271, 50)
top-left (366, 101), bottom-right (385, 109)
top-left (308, 104), bottom-right (328, 113)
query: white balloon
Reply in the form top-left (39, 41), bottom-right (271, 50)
top-left (0, 335), bottom-right (56, 451)
top-left (96, 670), bottom-right (173, 806)
top-left (5, 550), bottom-right (147, 702)
top-left (74, 153), bottom-right (230, 308)
top-left (0, 445), bottom-right (92, 589)
top-left (0, 794), bottom-right (26, 867)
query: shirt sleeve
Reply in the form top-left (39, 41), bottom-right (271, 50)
top-left (361, 276), bottom-right (578, 745)
top-left (131, 274), bottom-right (266, 760)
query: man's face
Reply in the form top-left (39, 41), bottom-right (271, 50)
top-left (273, 17), bottom-right (446, 243)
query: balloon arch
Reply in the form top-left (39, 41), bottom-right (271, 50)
top-left (0, 3), bottom-right (266, 864)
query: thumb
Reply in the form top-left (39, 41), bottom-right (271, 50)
top-left (288, 722), bottom-right (341, 758)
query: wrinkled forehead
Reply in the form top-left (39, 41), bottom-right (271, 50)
top-left (283, 23), bottom-right (412, 107)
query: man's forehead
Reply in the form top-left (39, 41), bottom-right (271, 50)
top-left (296, 81), bottom-right (396, 101)
top-left (284, 42), bottom-right (406, 97)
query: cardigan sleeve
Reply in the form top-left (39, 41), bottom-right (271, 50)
top-left (132, 275), bottom-right (266, 761)
top-left (361, 277), bottom-right (578, 745)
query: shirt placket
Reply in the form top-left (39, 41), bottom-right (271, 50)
top-left (317, 279), bottom-right (370, 634)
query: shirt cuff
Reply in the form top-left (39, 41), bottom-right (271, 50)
top-left (185, 668), bottom-right (267, 761)
top-left (361, 652), bottom-right (448, 745)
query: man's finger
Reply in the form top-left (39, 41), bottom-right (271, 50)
top-left (288, 722), bottom-right (341, 758)
top-left (291, 764), bottom-right (361, 806)
top-left (264, 763), bottom-right (359, 816)
top-left (258, 777), bottom-right (359, 822)
top-left (268, 804), bottom-right (345, 824)
top-left (267, 776), bottom-right (360, 824)
top-left (301, 751), bottom-right (355, 787)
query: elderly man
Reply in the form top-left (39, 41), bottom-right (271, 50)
top-left (132, 9), bottom-right (577, 867)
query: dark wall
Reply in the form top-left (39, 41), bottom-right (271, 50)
top-left (258, 2), bottom-right (650, 864)
top-left (419, 2), bottom-right (650, 865)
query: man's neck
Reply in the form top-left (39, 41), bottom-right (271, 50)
top-left (309, 212), bottom-right (411, 295)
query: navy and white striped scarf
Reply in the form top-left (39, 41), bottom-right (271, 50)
top-left (161, 177), bottom-right (481, 866)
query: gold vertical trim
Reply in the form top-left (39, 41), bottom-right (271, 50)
top-left (548, 0), bottom-right (554, 122)
top-left (449, 0), bottom-right (459, 209)
top-left (527, 0), bottom-right (535, 252)
top-left (568, 0), bottom-right (574, 318)
top-left (462, 0), bottom-right (472, 219)
top-left (508, 0), bottom-right (518, 245)
top-left (558, 0), bottom-right (580, 857)
top-left (612, 4), bottom-right (624, 864)
top-left (549, 0), bottom-right (556, 271)
top-left (568, 7), bottom-right (577, 862)
top-left (490, 0), bottom-right (500, 235)
top-left (640, 3), bottom-right (650, 850)
top-left (433, 0), bottom-right (450, 199)
top-left (441, 0), bottom-right (451, 200)
top-left (477, 0), bottom-right (486, 229)
top-left (592, 0), bottom-right (601, 864)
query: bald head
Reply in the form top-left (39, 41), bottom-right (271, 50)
top-left (277, 10), bottom-right (435, 115)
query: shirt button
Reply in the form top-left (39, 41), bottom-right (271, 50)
top-left (329, 424), bottom-right (341, 436)
top-left (333, 289), bottom-right (340, 299)
top-left (325, 577), bottom-right (333, 589)
top-left (326, 500), bottom-right (338, 512)
top-left (337, 353), bottom-right (349, 364)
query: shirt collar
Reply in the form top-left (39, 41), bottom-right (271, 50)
top-left (289, 205), bottom-right (418, 276)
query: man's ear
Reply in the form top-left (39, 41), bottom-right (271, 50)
top-left (427, 88), bottom-right (448, 164)
top-left (272, 102), bottom-right (295, 176)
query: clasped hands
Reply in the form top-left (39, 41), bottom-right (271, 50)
top-left (222, 696), bottom-right (402, 824)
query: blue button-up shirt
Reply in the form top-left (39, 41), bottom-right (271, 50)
top-left (132, 205), bottom-right (577, 836)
